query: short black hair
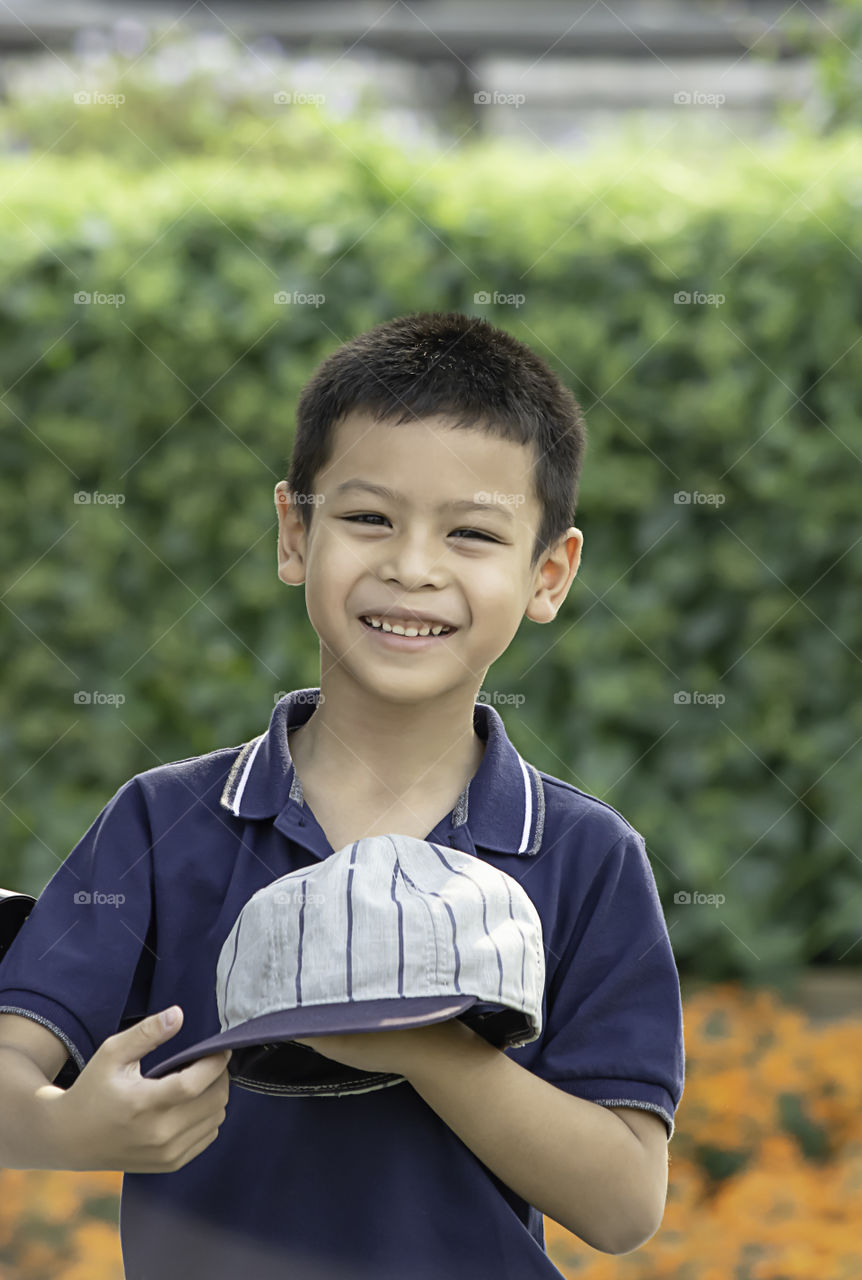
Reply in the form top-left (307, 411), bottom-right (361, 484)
top-left (284, 311), bottom-right (587, 568)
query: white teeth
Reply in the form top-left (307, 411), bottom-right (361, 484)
top-left (362, 615), bottom-right (452, 637)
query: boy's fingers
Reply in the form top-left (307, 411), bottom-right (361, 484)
top-left (108, 1007), bottom-right (185, 1067)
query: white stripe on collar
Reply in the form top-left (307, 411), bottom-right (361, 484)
top-left (517, 756), bottom-right (532, 853)
top-left (219, 712), bottom-right (546, 856)
top-left (223, 734), bottom-right (265, 816)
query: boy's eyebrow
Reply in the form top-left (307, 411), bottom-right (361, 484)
top-left (332, 480), bottom-right (516, 522)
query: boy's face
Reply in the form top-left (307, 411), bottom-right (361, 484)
top-left (275, 412), bottom-right (581, 705)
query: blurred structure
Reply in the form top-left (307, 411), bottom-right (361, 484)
top-left (0, 1), bottom-right (832, 146)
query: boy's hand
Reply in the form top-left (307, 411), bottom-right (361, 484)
top-left (292, 1021), bottom-right (469, 1077)
top-left (56, 1006), bottom-right (232, 1173)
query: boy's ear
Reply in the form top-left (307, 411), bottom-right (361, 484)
top-left (523, 527), bottom-right (582, 625)
top-left (274, 481), bottom-right (308, 586)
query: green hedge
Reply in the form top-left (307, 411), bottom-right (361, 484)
top-left (1, 101), bottom-right (860, 986)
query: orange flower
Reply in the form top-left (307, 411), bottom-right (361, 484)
top-left (65, 1220), bottom-right (124, 1280)
top-left (543, 982), bottom-right (862, 1278)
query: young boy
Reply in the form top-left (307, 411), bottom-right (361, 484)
top-left (0, 312), bottom-right (684, 1279)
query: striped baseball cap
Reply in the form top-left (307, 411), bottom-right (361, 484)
top-left (144, 833), bottom-right (545, 1097)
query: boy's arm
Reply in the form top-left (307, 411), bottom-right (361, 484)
top-left (0, 1009), bottom-right (231, 1173)
top-left (402, 1019), bottom-right (667, 1256)
top-left (0, 1043), bottom-right (75, 1170)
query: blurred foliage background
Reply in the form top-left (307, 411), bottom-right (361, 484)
top-left (0, 18), bottom-right (860, 997)
top-left (779, 0), bottom-right (862, 133)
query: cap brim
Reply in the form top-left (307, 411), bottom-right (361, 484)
top-left (142, 994), bottom-right (477, 1080)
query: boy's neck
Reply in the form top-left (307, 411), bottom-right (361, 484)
top-left (287, 684), bottom-right (486, 806)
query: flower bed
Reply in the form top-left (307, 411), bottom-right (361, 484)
top-left (545, 982), bottom-right (862, 1277)
top-left (1, 982), bottom-right (861, 1277)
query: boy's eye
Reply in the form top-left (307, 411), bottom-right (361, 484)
top-left (342, 514), bottom-right (498, 542)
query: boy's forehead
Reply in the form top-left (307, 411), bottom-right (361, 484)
top-left (325, 410), bottom-right (539, 505)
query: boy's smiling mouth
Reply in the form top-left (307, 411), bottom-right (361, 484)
top-left (358, 614), bottom-right (457, 640)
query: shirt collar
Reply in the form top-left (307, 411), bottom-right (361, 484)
top-left (218, 688), bottom-right (544, 857)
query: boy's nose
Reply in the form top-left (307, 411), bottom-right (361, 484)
top-left (375, 535), bottom-right (448, 589)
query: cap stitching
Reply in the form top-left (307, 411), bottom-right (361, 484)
top-left (230, 1071), bottom-right (406, 1097)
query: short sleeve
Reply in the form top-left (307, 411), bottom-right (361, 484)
top-left (526, 829), bottom-right (685, 1141)
top-left (0, 777), bottom-right (155, 1080)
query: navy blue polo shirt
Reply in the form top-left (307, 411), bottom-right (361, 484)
top-left (0, 688), bottom-right (684, 1280)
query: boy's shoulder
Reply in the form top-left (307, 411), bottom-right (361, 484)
top-left (532, 765), bottom-right (645, 859)
top-left (127, 739), bottom-right (256, 812)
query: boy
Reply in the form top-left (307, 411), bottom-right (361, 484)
top-left (0, 312), bottom-right (684, 1279)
